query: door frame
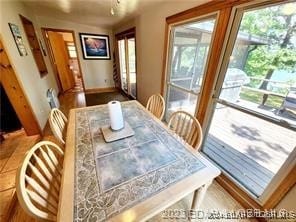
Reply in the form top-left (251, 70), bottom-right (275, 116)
top-left (163, 12), bottom-right (219, 121)
top-left (41, 28), bottom-right (85, 93)
top-left (204, 0), bottom-right (296, 209)
top-left (0, 37), bottom-right (41, 136)
top-left (115, 27), bottom-right (137, 99)
top-left (161, 0), bottom-right (294, 210)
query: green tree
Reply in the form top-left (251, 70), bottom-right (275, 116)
top-left (240, 3), bottom-right (296, 89)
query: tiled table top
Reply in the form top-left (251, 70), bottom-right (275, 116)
top-left (74, 101), bottom-right (205, 221)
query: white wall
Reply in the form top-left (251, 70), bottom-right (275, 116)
top-left (0, 1), bottom-right (58, 130)
top-left (0, 0), bottom-right (115, 129)
top-left (35, 16), bottom-right (115, 90)
top-left (114, 0), bottom-right (208, 105)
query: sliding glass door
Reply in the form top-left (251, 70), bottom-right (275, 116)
top-left (165, 15), bottom-right (217, 121)
top-left (117, 31), bottom-right (137, 99)
top-left (203, 1), bottom-right (296, 201)
top-left (163, 0), bottom-right (296, 207)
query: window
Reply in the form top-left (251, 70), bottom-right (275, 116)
top-left (115, 28), bottom-right (137, 99)
top-left (66, 42), bottom-right (77, 58)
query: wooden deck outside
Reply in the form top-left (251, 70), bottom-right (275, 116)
top-left (203, 105), bottom-right (296, 197)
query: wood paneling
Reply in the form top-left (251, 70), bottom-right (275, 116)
top-left (0, 39), bottom-right (41, 136)
top-left (19, 15), bottom-right (47, 77)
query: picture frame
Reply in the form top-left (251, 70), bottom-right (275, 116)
top-left (79, 33), bottom-right (111, 60)
top-left (8, 23), bottom-right (28, 56)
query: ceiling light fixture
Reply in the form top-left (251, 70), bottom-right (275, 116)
top-left (110, 0), bottom-right (121, 16)
top-left (110, 7), bottom-right (115, 16)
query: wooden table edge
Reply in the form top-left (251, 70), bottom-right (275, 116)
top-left (57, 109), bottom-right (75, 222)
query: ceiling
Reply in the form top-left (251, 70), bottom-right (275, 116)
top-left (21, 0), bottom-right (171, 28)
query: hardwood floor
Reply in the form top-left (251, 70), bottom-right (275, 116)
top-left (0, 129), bottom-right (40, 221)
top-left (4, 91), bottom-right (257, 221)
top-left (2, 91), bottom-right (85, 222)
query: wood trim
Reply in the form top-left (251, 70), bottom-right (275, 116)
top-left (115, 27), bottom-right (136, 40)
top-left (84, 87), bottom-right (118, 94)
top-left (263, 164), bottom-right (296, 209)
top-left (0, 38), bottom-right (41, 136)
top-left (114, 35), bottom-right (122, 89)
top-left (114, 27), bottom-right (137, 98)
top-left (41, 29), bottom-right (62, 92)
top-left (124, 35), bottom-right (131, 95)
top-left (161, 23), bottom-right (169, 96)
top-left (71, 32), bottom-right (86, 91)
top-left (216, 175), bottom-right (267, 222)
top-left (166, 0), bottom-right (250, 25)
top-left (196, 7), bottom-right (233, 125)
top-left (19, 15), bottom-right (48, 77)
top-left (216, 174), bottom-right (263, 209)
top-left (41, 28), bottom-right (86, 92)
top-left (160, 0), bottom-right (291, 212)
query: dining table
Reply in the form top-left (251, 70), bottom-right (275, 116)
top-left (57, 100), bottom-right (221, 222)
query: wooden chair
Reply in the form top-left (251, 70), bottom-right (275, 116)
top-left (168, 111), bottom-right (203, 149)
top-left (16, 141), bottom-right (64, 221)
top-left (49, 108), bottom-right (67, 144)
top-left (146, 94), bottom-right (165, 120)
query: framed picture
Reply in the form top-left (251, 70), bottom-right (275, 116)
top-left (79, 33), bottom-right (111, 60)
top-left (8, 23), bottom-right (28, 56)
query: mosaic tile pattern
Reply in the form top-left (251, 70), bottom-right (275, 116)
top-left (74, 101), bottom-right (205, 221)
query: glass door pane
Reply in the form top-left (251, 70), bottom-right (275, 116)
top-left (127, 38), bottom-right (136, 98)
top-left (165, 17), bottom-right (216, 121)
top-left (203, 2), bottom-right (296, 197)
top-left (118, 39), bottom-right (128, 93)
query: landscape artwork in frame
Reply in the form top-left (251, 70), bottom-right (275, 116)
top-left (79, 33), bottom-right (110, 60)
top-left (8, 23), bottom-right (28, 56)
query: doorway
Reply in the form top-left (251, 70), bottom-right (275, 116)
top-left (0, 83), bottom-right (22, 134)
top-left (164, 16), bottom-right (217, 122)
top-left (115, 28), bottom-right (137, 99)
top-left (203, 1), bottom-right (296, 201)
top-left (42, 28), bottom-right (85, 93)
top-left (0, 38), bottom-right (41, 136)
top-left (162, 0), bottom-right (295, 209)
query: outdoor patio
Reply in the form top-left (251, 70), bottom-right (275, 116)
top-left (203, 104), bottom-right (296, 196)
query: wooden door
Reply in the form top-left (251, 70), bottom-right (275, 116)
top-left (47, 31), bottom-right (75, 92)
top-left (0, 39), bottom-right (41, 135)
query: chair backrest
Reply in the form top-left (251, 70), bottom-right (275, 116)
top-left (16, 141), bottom-right (64, 221)
top-left (49, 108), bottom-right (67, 144)
top-left (146, 94), bottom-right (165, 120)
top-left (168, 111), bottom-right (203, 149)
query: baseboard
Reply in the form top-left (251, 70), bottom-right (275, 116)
top-left (216, 175), bottom-right (267, 222)
top-left (85, 87), bottom-right (118, 94)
